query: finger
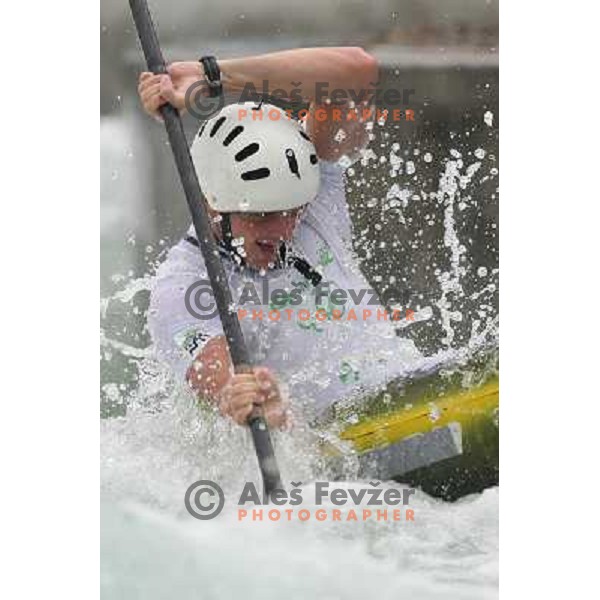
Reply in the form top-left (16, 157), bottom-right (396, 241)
top-left (140, 95), bottom-right (164, 115)
top-left (159, 76), bottom-right (179, 106)
top-left (232, 383), bottom-right (258, 395)
top-left (232, 403), bottom-right (254, 425)
top-left (262, 386), bottom-right (287, 415)
top-left (139, 81), bottom-right (163, 104)
top-left (138, 78), bottom-right (161, 98)
top-left (160, 79), bottom-right (187, 112)
top-left (253, 366), bottom-right (271, 380)
top-left (261, 386), bottom-right (280, 403)
top-left (230, 374), bottom-right (257, 386)
top-left (167, 62), bottom-right (185, 76)
top-left (264, 403), bottom-right (289, 430)
top-left (139, 74), bottom-right (170, 96)
top-left (138, 72), bottom-right (153, 88)
top-left (144, 95), bottom-right (167, 117)
top-left (233, 395), bottom-right (264, 409)
top-left (216, 390), bottom-right (233, 416)
top-left (230, 380), bottom-right (261, 394)
top-left (140, 90), bottom-right (165, 112)
top-left (138, 74), bottom-right (162, 94)
top-left (167, 62), bottom-right (200, 78)
top-left (230, 392), bottom-right (263, 412)
top-left (254, 367), bottom-right (276, 391)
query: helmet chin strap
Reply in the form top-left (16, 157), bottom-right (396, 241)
top-left (220, 212), bottom-right (272, 269)
top-left (219, 213), bottom-right (236, 256)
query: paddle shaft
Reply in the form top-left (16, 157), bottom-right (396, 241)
top-left (128, 0), bottom-right (283, 496)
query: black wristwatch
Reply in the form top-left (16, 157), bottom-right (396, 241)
top-left (199, 55), bottom-right (223, 98)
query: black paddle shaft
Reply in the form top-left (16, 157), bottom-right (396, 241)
top-left (128, 0), bottom-right (283, 496)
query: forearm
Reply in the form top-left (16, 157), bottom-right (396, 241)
top-left (186, 335), bottom-right (232, 402)
top-left (137, 47), bottom-right (378, 120)
top-left (219, 47), bottom-right (378, 103)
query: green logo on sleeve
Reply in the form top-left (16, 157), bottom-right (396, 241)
top-left (317, 243), bottom-right (334, 267)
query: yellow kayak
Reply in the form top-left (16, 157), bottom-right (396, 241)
top-left (318, 349), bottom-right (499, 500)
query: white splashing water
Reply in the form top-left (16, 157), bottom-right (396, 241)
top-left (102, 483), bottom-right (498, 600)
top-left (433, 154), bottom-right (484, 347)
top-left (100, 148), bottom-right (498, 598)
top-left (101, 366), bottom-right (498, 599)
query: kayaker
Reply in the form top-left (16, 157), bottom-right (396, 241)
top-left (138, 48), bottom-right (421, 430)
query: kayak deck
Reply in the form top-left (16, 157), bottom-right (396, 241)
top-left (319, 349), bottom-right (499, 500)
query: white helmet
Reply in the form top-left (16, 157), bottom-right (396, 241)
top-left (191, 102), bottom-right (320, 213)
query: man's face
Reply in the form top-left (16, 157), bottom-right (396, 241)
top-left (230, 208), bottom-right (303, 269)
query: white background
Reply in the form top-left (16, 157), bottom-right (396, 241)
top-left (1, 1), bottom-right (599, 597)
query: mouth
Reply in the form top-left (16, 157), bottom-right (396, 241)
top-left (255, 239), bottom-right (278, 253)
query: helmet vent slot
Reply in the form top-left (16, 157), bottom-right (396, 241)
top-left (235, 143), bottom-right (259, 162)
top-left (197, 122), bottom-right (208, 138)
top-left (241, 168), bottom-right (271, 181)
top-left (299, 130), bottom-right (311, 141)
top-left (223, 126), bottom-right (244, 147)
top-left (210, 116), bottom-right (226, 137)
top-left (285, 148), bottom-right (301, 179)
top-left (310, 154), bottom-right (318, 165)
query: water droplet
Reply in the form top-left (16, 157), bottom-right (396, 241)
top-left (337, 155), bottom-right (353, 168)
top-left (334, 129), bottom-right (347, 143)
top-left (428, 404), bottom-right (441, 422)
